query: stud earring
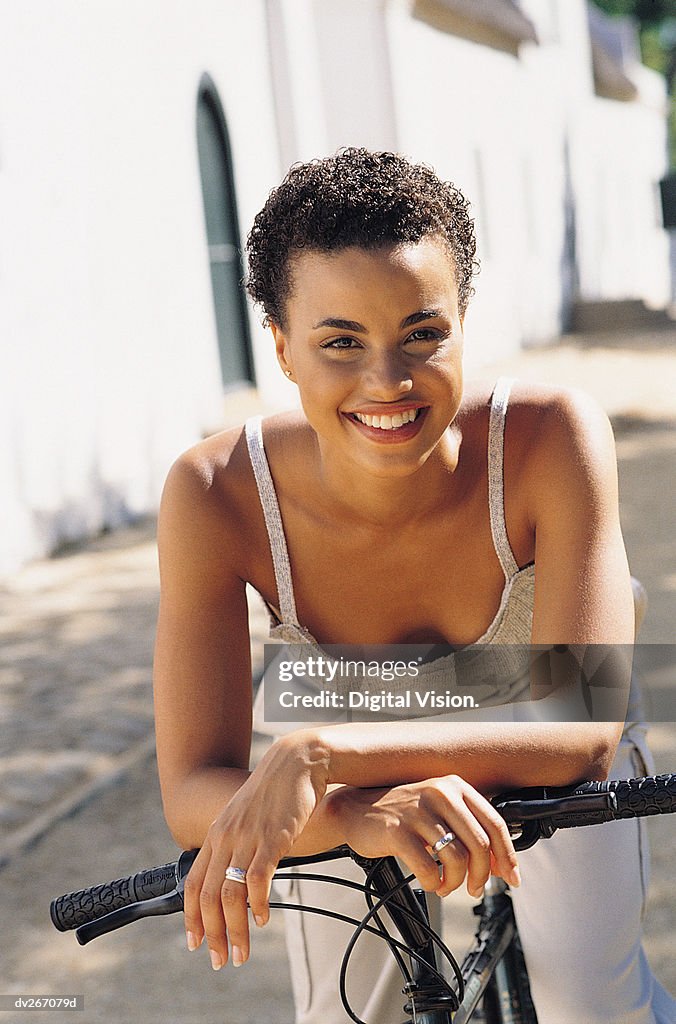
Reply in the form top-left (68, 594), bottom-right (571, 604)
top-left (285, 369), bottom-right (293, 378)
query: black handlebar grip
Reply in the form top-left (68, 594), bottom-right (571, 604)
top-left (539, 774), bottom-right (676, 834)
top-left (579, 773), bottom-right (676, 820)
top-left (50, 861), bottom-right (179, 932)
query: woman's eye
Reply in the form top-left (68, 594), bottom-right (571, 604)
top-left (321, 337), bottom-right (360, 350)
top-left (407, 328), bottom-right (440, 342)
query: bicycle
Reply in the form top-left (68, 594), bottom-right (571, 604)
top-left (51, 773), bottom-right (676, 1024)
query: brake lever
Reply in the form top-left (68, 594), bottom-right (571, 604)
top-left (75, 889), bottom-right (184, 945)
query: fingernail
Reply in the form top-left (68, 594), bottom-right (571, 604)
top-left (254, 915), bottom-right (266, 928)
top-left (210, 949), bottom-right (223, 971)
top-left (231, 945), bottom-right (244, 967)
top-left (509, 866), bottom-right (522, 888)
top-left (186, 931), bottom-right (201, 951)
top-left (469, 885), bottom-right (485, 899)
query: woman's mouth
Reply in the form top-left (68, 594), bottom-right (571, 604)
top-left (353, 408), bottom-right (419, 430)
top-left (344, 406), bottom-right (428, 442)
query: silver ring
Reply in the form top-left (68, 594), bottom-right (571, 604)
top-left (225, 866), bottom-right (247, 885)
top-left (432, 831), bottom-right (456, 854)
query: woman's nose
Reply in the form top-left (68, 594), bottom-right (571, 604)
top-left (363, 351), bottom-right (413, 399)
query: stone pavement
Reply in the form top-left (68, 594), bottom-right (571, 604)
top-left (1, 323), bottom-right (675, 1018)
top-left (0, 523), bottom-right (274, 870)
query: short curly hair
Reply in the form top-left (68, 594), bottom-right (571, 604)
top-left (245, 148), bottom-right (479, 328)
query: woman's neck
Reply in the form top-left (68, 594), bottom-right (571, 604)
top-left (310, 424), bottom-right (464, 529)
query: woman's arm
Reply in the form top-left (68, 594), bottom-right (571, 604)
top-left (153, 442), bottom-right (258, 846)
top-left (153, 445), bottom-right (364, 964)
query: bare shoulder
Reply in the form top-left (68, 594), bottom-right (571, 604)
top-left (164, 408), bottom-right (305, 500)
top-left (462, 377), bottom-right (615, 457)
top-left (506, 379), bottom-right (616, 464)
top-left (460, 377), bottom-right (619, 520)
top-left (505, 380), bottom-right (619, 525)
top-left (157, 427), bottom-right (249, 588)
top-left (159, 410), bottom-right (312, 570)
top-left (161, 424), bottom-right (250, 525)
top-left (462, 376), bottom-right (612, 433)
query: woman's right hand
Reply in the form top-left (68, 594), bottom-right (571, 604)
top-left (181, 731), bottom-right (331, 971)
top-left (325, 775), bottom-right (521, 898)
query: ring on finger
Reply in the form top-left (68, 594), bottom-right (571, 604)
top-left (432, 831), bottom-right (456, 854)
top-left (225, 866), bottom-right (247, 885)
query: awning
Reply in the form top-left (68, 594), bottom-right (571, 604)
top-left (591, 40), bottom-right (638, 101)
top-left (587, 3), bottom-right (639, 102)
top-left (413, 0), bottom-right (539, 56)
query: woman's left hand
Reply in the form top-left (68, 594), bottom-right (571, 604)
top-left (324, 774), bottom-right (521, 898)
top-left (182, 731), bottom-right (331, 970)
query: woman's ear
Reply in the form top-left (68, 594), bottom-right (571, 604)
top-left (270, 322), bottom-right (294, 380)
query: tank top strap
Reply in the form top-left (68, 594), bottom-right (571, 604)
top-left (244, 416), bottom-right (300, 626)
top-left (487, 377), bottom-right (520, 580)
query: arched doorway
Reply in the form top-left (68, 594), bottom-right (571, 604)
top-left (196, 74), bottom-right (254, 389)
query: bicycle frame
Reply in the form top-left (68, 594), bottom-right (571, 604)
top-left (275, 847), bottom-right (533, 1023)
top-left (455, 878), bottom-right (536, 1024)
top-left (347, 853), bottom-right (536, 1024)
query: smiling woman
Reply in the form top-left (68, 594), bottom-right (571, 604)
top-left (152, 148), bottom-right (675, 1023)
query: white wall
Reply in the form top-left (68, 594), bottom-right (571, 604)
top-left (555, 0), bottom-right (670, 307)
top-left (314, 0), bottom-right (398, 153)
top-left (0, 0), bottom-right (280, 574)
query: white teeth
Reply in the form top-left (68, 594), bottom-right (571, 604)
top-left (353, 408), bottom-right (421, 430)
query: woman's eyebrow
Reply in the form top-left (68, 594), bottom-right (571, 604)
top-left (312, 309), bottom-right (445, 332)
top-left (312, 317), bottom-right (367, 332)
top-left (400, 308), bottom-right (444, 328)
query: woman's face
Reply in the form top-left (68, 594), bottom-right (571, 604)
top-left (271, 236), bottom-right (465, 478)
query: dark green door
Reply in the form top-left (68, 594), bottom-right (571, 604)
top-left (196, 76), bottom-right (254, 388)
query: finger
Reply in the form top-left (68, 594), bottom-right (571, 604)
top-left (457, 826), bottom-right (491, 897)
top-left (394, 833), bottom-right (447, 893)
top-left (427, 823), bottom-right (458, 858)
top-left (244, 853), bottom-right (275, 929)
top-left (427, 831), bottom-right (470, 898)
top-left (462, 791), bottom-right (520, 888)
top-left (428, 807), bottom-right (491, 898)
top-left (220, 857), bottom-right (253, 967)
top-left (200, 854), bottom-right (236, 970)
top-left (183, 847), bottom-right (210, 950)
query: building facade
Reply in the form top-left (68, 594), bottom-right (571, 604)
top-left (1, 0), bottom-right (670, 574)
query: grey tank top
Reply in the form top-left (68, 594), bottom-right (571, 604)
top-left (244, 377), bottom-right (539, 721)
top-left (245, 375), bottom-right (649, 745)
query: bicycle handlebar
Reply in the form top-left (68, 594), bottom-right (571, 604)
top-left (50, 850), bottom-right (199, 937)
top-left (492, 772), bottom-right (676, 849)
top-left (50, 772), bottom-right (676, 942)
